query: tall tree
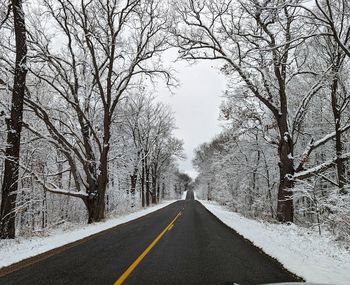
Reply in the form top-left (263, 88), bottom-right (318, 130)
top-left (173, 0), bottom-right (350, 222)
top-left (0, 0), bottom-right (28, 238)
top-left (23, 0), bottom-right (172, 223)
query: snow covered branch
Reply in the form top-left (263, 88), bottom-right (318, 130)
top-left (296, 123), bottom-right (350, 172)
top-left (294, 152), bottom-right (350, 180)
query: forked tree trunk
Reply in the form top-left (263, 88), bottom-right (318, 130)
top-left (85, 173), bottom-right (107, 224)
top-left (0, 0), bottom-right (28, 239)
top-left (85, 126), bottom-right (109, 223)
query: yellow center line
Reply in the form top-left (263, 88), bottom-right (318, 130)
top-left (114, 211), bottom-right (182, 285)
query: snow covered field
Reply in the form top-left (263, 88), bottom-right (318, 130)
top-left (201, 200), bottom-right (350, 285)
top-left (0, 200), bottom-right (176, 269)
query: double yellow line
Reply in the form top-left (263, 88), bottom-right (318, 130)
top-left (114, 210), bottom-right (183, 285)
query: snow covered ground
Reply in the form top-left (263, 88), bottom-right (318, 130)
top-left (200, 200), bottom-right (350, 285)
top-left (0, 200), bottom-right (176, 269)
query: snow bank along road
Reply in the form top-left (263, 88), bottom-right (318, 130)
top-left (0, 192), bottom-right (301, 284)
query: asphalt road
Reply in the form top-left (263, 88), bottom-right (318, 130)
top-left (186, 189), bottom-right (195, 200)
top-left (0, 191), bottom-right (301, 285)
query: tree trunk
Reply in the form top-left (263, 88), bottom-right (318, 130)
top-left (334, 112), bottom-right (345, 191)
top-left (207, 182), bottom-right (211, 201)
top-left (130, 172), bottom-right (138, 207)
top-left (41, 190), bottom-right (47, 229)
top-left (276, 131), bottom-right (294, 222)
top-left (0, 0), bottom-right (28, 239)
top-left (85, 121), bottom-right (109, 223)
top-left (151, 165), bottom-right (158, 204)
top-left (330, 65), bottom-right (346, 193)
top-left (151, 174), bottom-right (157, 204)
top-left (86, 194), bottom-right (105, 224)
top-left (156, 180), bottom-right (160, 203)
top-left (161, 182), bottom-right (165, 199)
top-left (85, 177), bottom-right (107, 224)
top-left (130, 174), bottom-right (138, 195)
top-left (145, 157), bottom-right (150, 206)
top-left (141, 158), bottom-right (145, 207)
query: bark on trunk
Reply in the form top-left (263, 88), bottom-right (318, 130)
top-left (151, 164), bottom-right (158, 204)
top-left (85, 173), bottom-right (107, 223)
top-left (130, 174), bottom-right (137, 195)
top-left (130, 172), bottom-right (137, 207)
top-left (141, 158), bottom-right (145, 207)
top-left (156, 181), bottom-right (160, 203)
top-left (151, 174), bottom-right (157, 204)
top-left (161, 182), bottom-right (165, 199)
top-left (276, 132), bottom-right (294, 222)
top-left (145, 157), bottom-right (150, 206)
top-left (130, 170), bottom-right (137, 208)
top-left (85, 117), bottom-right (109, 223)
top-left (334, 114), bottom-right (345, 191)
top-left (86, 194), bottom-right (105, 224)
top-left (0, 0), bottom-right (28, 239)
top-left (330, 64), bottom-right (346, 192)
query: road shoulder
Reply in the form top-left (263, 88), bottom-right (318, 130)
top-left (200, 200), bottom-right (350, 285)
top-left (0, 200), bottom-right (176, 276)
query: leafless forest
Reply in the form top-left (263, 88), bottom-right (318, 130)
top-left (1, 0), bottom-right (350, 245)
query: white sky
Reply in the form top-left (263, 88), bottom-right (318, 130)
top-left (155, 50), bottom-right (227, 179)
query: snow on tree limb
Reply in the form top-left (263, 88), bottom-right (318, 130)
top-left (294, 152), bottom-right (350, 180)
top-left (296, 123), bottom-right (350, 172)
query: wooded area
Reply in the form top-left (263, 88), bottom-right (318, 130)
top-left (0, 0), bottom-right (190, 239)
top-left (181, 0), bottom-right (350, 239)
top-left (1, 0), bottom-right (350, 243)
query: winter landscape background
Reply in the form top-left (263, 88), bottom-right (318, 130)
top-left (0, 0), bottom-right (350, 283)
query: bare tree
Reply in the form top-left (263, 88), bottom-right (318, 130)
top-left (173, 0), bottom-right (350, 222)
top-left (297, 0), bottom-right (350, 58)
top-left (151, 137), bottom-right (184, 203)
top-left (23, 0), bottom-right (172, 223)
top-left (293, 0), bottom-right (350, 192)
top-left (0, 0), bottom-right (28, 238)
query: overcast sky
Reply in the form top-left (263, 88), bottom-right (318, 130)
top-left (155, 50), bottom-right (227, 179)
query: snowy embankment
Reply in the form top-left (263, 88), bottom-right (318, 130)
top-left (200, 200), bottom-right (350, 285)
top-left (0, 200), bottom-right (176, 269)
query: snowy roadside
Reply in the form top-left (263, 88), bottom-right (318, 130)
top-left (0, 200), bottom-right (176, 269)
top-left (200, 200), bottom-right (350, 285)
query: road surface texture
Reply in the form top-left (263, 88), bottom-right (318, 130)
top-left (0, 191), bottom-right (301, 285)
